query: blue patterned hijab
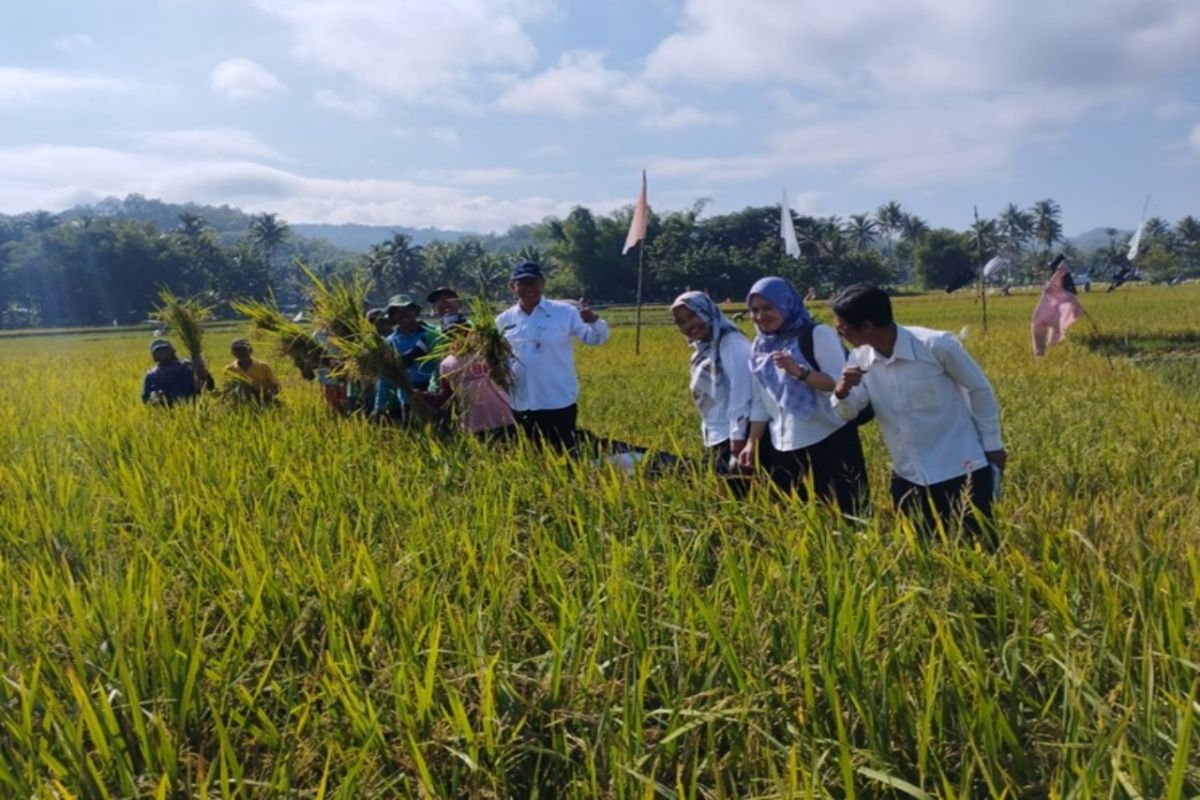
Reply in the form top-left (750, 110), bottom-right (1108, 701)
top-left (672, 291), bottom-right (742, 411)
top-left (747, 276), bottom-right (817, 419)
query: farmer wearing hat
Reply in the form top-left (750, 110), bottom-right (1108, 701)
top-left (141, 338), bottom-right (212, 405)
top-left (495, 260), bottom-right (608, 448)
top-left (373, 293), bottom-right (440, 421)
top-left (426, 286), bottom-right (461, 317)
top-left (224, 338), bottom-right (281, 403)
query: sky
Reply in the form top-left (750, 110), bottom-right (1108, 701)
top-left (1, 0), bottom-right (1198, 235)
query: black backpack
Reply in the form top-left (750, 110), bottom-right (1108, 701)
top-left (797, 323), bottom-right (874, 426)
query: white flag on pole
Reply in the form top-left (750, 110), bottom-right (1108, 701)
top-left (1126, 220), bottom-right (1144, 262)
top-left (780, 190), bottom-right (800, 259)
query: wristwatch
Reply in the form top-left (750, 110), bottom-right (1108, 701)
top-left (793, 364), bottom-right (812, 381)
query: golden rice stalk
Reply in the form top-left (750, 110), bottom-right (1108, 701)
top-left (231, 298), bottom-right (324, 376)
top-left (429, 298), bottom-right (516, 392)
top-left (297, 260), bottom-right (370, 339)
top-left (153, 289), bottom-right (213, 363)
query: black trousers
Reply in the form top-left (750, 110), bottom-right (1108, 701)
top-left (513, 404), bottom-right (577, 450)
top-left (891, 466), bottom-right (994, 539)
top-left (762, 423), bottom-right (869, 514)
top-left (708, 439), bottom-right (751, 499)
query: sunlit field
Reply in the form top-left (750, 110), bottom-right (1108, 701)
top-left (1, 287), bottom-right (1198, 798)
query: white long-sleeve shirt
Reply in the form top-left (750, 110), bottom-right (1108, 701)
top-left (693, 332), bottom-right (753, 447)
top-left (749, 323), bottom-right (848, 452)
top-left (496, 298), bottom-right (609, 412)
top-left (831, 325), bottom-right (1003, 486)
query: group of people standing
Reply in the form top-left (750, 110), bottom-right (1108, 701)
top-left (672, 280), bottom-right (1005, 537)
top-left (142, 259), bottom-right (1005, 537)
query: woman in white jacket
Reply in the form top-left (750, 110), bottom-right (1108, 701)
top-left (736, 277), bottom-right (867, 512)
top-left (670, 292), bottom-right (753, 492)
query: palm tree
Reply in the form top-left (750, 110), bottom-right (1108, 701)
top-left (844, 214), bottom-right (877, 253)
top-left (874, 201), bottom-right (904, 272)
top-left (382, 232), bottom-right (424, 291)
top-left (900, 214), bottom-right (929, 243)
top-left (176, 212), bottom-right (209, 241)
top-left (971, 217), bottom-right (1000, 261)
top-left (999, 203), bottom-right (1034, 258)
top-left (468, 254), bottom-right (509, 302)
top-left (516, 244), bottom-right (542, 266)
top-left (362, 244), bottom-right (390, 299)
top-left (1175, 215), bottom-right (1200, 246)
top-left (1030, 199), bottom-right (1062, 260)
top-left (247, 213), bottom-right (290, 263)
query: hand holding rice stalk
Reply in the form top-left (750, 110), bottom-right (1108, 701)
top-left (429, 298), bottom-right (517, 392)
top-left (153, 288), bottom-right (213, 367)
top-left (231, 298), bottom-right (324, 377)
top-left (295, 259), bottom-right (435, 420)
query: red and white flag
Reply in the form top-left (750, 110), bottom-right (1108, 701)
top-left (622, 171), bottom-right (648, 255)
top-left (1031, 262), bottom-right (1083, 355)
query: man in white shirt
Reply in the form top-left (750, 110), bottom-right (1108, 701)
top-left (829, 284), bottom-right (1006, 538)
top-left (496, 261), bottom-right (609, 448)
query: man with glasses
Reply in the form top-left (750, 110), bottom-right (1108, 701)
top-left (829, 284), bottom-right (1006, 539)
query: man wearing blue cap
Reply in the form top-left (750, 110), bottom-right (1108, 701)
top-left (495, 260), bottom-right (608, 448)
top-left (141, 338), bottom-right (212, 405)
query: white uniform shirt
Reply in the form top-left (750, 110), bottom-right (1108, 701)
top-left (831, 325), bottom-right (1003, 486)
top-left (749, 323), bottom-right (848, 452)
top-left (693, 332), bottom-right (753, 447)
top-left (496, 298), bottom-right (609, 412)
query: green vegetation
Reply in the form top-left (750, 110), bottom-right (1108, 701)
top-left (6, 196), bottom-right (1200, 330)
top-left (0, 287), bottom-right (1197, 797)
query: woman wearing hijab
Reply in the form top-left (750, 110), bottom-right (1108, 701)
top-left (736, 276), bottom-right (868, 512)
top-left (670, 292), bottom-right (753, 489)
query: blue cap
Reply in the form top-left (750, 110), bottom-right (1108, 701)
top-left (510, 260), bottom-right (543, 281)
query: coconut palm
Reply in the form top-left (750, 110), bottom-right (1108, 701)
top-left (900, 214), bottom-right (929, 243)
top-left (1175, 215), bottom-right (1200, 245)
top-left (874, 201), bottom-right (904, 271)
top-left (844, 214), bottom-right (877, 253)
top-left (999, 203), bottom-right (1034, 258)
top-left (382, 233), bottom-right (425, 291)
top-left (1031, 199), bottom-right (1062, 259)
top-left (247, 213), bottom-right (290, 263)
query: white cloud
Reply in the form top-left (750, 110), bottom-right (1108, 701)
top-left (646, 0), bottom-right (1200, 94)
top-left (634, 1), bottom-right (1200, 190)
top-left (639, 90), bottom-right (1092, 188)
top-left (530, 144), bottom-right (568, 158)
top-left (252, 0), bottom-right (549, 104)
top-left (429, 128), bottom-right (461, 146)
top-left (415, 167), bottom-right (530, 185)
top-left (210, 58), bottom-right (284, 99)
top-left (121, 129), bottom-right (283, 160)
top-left (642, 106), bottom-right (733, 130)
top-left (0, 143), bottom-right (595, 232)
top-left (498, 50), bottom-right (658, 118)
top-left (0, 67), bottom-right (129, 105)
top-left (313, 89), bottom-right (379, 118)
top-left (53, 34), bottom-right (96, 53)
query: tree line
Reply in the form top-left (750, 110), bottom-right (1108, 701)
top-left (2, 195), bottom-right (1197, 328)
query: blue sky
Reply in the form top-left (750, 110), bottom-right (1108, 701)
top-left (1, 0), bottom-right (1198, 234)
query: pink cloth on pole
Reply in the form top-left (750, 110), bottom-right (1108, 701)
top-left (1031, 265), bottom-right (1083, 355)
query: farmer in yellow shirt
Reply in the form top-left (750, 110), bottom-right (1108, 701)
top-left (225, 338), bottom-right (281, 403)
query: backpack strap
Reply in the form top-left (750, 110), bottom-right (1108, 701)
top-left (797, 322), bottom-right (819, 372)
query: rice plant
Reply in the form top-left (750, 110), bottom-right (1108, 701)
top-left (0, 286), bottom-right (1196, 797)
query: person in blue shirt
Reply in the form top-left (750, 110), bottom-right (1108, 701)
top-left (141, 338), bottom-right (212, 405)
top-left (373, 294), bottom-right (439, 422)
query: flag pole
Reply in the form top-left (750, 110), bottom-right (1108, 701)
top-left (634, 239), bottom-right (645, 355)
top-left (973, 206), bottom-right (988, 334)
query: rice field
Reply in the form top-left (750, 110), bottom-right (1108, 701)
top-left (0, 286), bottom-right (1198, 798)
